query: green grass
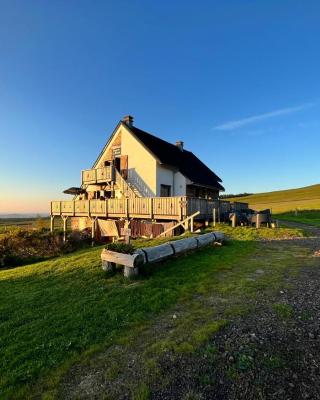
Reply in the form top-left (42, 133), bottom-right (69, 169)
top-left (206, 223), bottom-right (304, 241)
top-left (0, 225), bottom-right (308, 398)
top-left (272, 303), bottom-right (293, 319)
top-left (276, 210), bottom-right (320, 227)
top-left (226, 183), bottom-right (320, 213)
top-left (0, 237), bottom-right (253, 398)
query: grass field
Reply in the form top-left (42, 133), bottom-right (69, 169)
top-left (0, 217), bottom-right (67, 233)
top-left (276, 210), bottom-right (320, 228)
top-left (227, 183), bottom-right (320, 213)
top-left (0, 225), bottom-right (304, 399)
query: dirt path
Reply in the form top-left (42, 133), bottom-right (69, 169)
top-left (279, 219), bottom-right (320, 237)
top-left (58, 230), bottom-right (320, 400)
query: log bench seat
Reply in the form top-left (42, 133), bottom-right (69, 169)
top-left (101, 231), bottom-right (224, 278)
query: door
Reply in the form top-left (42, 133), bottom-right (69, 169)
top-left (114, 157), bottom-right (121, 172)
top-left (120, 155), bottom-right (128, 179)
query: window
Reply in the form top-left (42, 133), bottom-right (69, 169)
top-left (160, 184), bottom-right (171, 197)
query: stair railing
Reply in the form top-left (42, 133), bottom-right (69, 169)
top-left (114, 169), bottom-right (139, 198)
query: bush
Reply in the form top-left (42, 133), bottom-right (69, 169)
top-left (0, 228), bottom-right (91, 268)
top-left (105, 242), bottom-right (134, 254)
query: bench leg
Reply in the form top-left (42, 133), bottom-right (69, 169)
top-left (102, 261), bottom-right (116, 272)
top-left (124, 266), bottom-right (139, 278)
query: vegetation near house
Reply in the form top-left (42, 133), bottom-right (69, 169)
top-left (105, 242), bottom-right (135, 254)
top-left (220, 192), bottom-right (254, 199)
top-left (0, 228), bottom-right (91, 268)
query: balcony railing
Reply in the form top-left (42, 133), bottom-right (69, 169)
top-left (82, 166), bottom-right (115, 185)
top-left (51, 197), bottom-right (191, 220)
top-left (50, 197), bottom-right (228, 221)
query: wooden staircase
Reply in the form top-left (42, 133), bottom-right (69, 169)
top-left (115, 169), bottom-right (142, 198)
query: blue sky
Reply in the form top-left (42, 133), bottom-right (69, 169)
top-left (0, 0), bottom-right (319, 213)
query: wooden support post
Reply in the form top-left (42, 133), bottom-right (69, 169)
top-left (50, 216), bottom-right (55, 233)
top-left (256, 213), bottom-right (260, 229)
top-left (190, 216), bottom-right (194, 233)
top-left (231, 213), bottom-right (236, 228)
top-left (213, 208), bottom-right (216, 227)
top-left (62, 216), bottom-right (68, 242)
top-left (91, 217), bottom-right (96, 244)
top-left (121, 220), bottom-right (131, 244)
top-left (126, 198), bottom-right (129, 219)
top-left (149, 198), bottom-right (153, 219)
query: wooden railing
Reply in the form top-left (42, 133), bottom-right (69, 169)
top-left (114, 169), bottom-right (139, 198)
top-left (82, 166), bottom-right (114, 185)
top-left (51, 197), bottom-right (249, 221)
top-left (51, 197), bottom-right (188, 220)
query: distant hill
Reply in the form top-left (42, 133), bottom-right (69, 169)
top-left (226, 184), bottom-right (320, 213)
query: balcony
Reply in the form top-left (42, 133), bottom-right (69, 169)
top-left (50, 197), bottom-right (223, 221)
top-left (82, 166), bottom-right (115, 185)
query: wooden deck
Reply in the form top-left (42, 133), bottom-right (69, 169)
top-left (51, 197), bottom-right (248, 221)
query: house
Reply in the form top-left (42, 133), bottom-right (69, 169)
top-left (76, 115), bottom-right (223, 200)
top-left (50, 115), bottom-right (226, 237)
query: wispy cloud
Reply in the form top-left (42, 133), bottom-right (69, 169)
top-left (213, 102), bottom-right (315, 131)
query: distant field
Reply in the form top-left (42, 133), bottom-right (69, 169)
top-left (0, 218), bottom-right (39, 232)
top-left (227, 184), bottom-right (320, 213)
top-left (276, 210), bottom-right (320, 228)
top-left (0, 217), bottom-right (65, 232)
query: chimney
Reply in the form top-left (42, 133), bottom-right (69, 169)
top-left (175, 140), bottom-right (184, 151)
top-left (122, 115), bottom-right (134, 127)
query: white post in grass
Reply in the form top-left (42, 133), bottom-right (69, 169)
top-left (256, 213), bottom-right (260, 229)
top-left (213, 208), bottom-right (216, 227)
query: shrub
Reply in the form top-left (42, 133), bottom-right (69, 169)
top-left (105, 242), bottom-right (134, 254)
top-left (0, 228), bottom-right (91, 268)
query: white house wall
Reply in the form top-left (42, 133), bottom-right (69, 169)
top-left (156, 165), bottom-right (174, 196)
top-left (156, 165), bottom-right (187, 196)
top-left (173, 171), bottom-right (187, 196)
top-left (121, 127), bottom-right (157, 196)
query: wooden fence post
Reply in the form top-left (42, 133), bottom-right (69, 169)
top-left (190, 216), bottom-right (194, 233)
top-left (150, 198), bottom-right (153, 219)
top-left (256, 213), bottom-right (260, 229)
top-left (213, 208), bottom-right (216, 227)
top-left (231, 213), bottom-right (236, 228)
top-left (91, 217), bottom-right (96, 244)
top-left (62, 216), bottom-right (68, 242)
top-left (50, 216), bottom-right (55, 233)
